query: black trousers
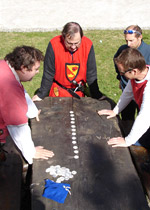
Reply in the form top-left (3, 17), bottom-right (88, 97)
top-left (139, 127), bottom-right (150, 149)
top-left (121, 100), bottom-right (139, 121)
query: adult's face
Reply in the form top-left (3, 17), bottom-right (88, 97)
top-left (125, 33), bottom-right (142, 49)
top-left (64, 32), bottom-right (81, 53)
top-left (117, 63), bottom-right (135, 80)
top-left (17, 61), bottom-right (40, 82)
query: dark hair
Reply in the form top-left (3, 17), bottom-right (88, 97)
top-left (4, 45), bottom-right (44, 71)
top-left (114, 48), bottom-right (146, 72)
top-left (126, 25), bottom-right (142, 38)
top-left (62, 22), bottom-right (83, 39)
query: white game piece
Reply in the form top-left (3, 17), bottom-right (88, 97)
top-left (56, 178), bottom-right (61, 183)
top-left (72, 141), bottom-right (77, 144)
top-left (70, 114), bottom-right (74, 117)
top-left (71, 121), bottom-right (75, 124)
top-left (72, 170), bottom-right (77, 175)
top-left (71, 125), bottom-right (76, 128)
top-left (45, 168), bottom-right (51, 173)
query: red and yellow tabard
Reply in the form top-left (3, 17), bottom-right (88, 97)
top-left (49, 35), bottom-right (93, 97)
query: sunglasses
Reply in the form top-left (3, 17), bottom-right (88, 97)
top-left (65, 39), bottom-right (81, 47)
top-left (119, 68), bottom-right (133, 75)
top-left (124, 30), bottom-right (141, 35)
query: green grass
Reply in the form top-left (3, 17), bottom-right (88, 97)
top-left (1, 30), bottom-right (150, 103)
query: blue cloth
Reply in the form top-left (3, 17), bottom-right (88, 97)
top-left (133, 141), bottom-right (142, 146)
top-left (42, 179), bottom-right (71, 203)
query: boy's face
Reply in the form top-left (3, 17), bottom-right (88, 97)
top-left (18, 61), bottom-right (40, 82)
top-left (117, 63), bottom-right (135, 80)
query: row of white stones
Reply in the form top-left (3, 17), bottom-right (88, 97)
top-left (70, 110), bottom-right (79, 159)
top-left (45, 110), bottom-right (78, 183)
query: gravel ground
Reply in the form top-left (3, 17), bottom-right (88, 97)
top-left (0, 0), bottom-right (150, 32)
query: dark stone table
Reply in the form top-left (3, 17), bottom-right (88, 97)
top-left (31, 97), bottom-right (149, 210)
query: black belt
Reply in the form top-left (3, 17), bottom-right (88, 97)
top-left (53, 80), bottom-right (81, 99)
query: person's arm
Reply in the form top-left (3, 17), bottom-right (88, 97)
top-left (7, 124), bottom-right (54, 164)
top-left (98, 81), bottom-right (133, 118)
top-left (89, 79), bottom-right (104, 99)
top-left (36, 42), bottom-right (55, 99)
top-left (107, 80), bottom-right (150, 147)
top-left (101, 81), bottom-right (133, 148)
top-left (98, 85), bottom-right (132, 147)
top-left (125, 81), bottom-right (150, 146)
top-left (113, 80), bottom-right (134, 114)
top-left (86, 45), bottom-right (103, 99)
top-left (7, 124), bottom-right (35, 164)
top-left (25, 91), bottom-right (39, 118)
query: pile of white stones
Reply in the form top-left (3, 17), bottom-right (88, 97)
top-left (45, 165), bottom-right (77, 183)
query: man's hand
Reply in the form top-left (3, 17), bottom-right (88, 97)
top-left (34, 146), bottom-right (54, 160)
top-left (32, 95), bottom-right (42, 102)
top-left (107, 137), bottom-right (128, 147)
top-left (36, 109), bottom-right (41, 122)
top-left (98, 109), bottom-right (116, 119)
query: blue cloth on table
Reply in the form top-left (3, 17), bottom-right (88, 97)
top-left (42, 179), bottom-right (71, 203)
